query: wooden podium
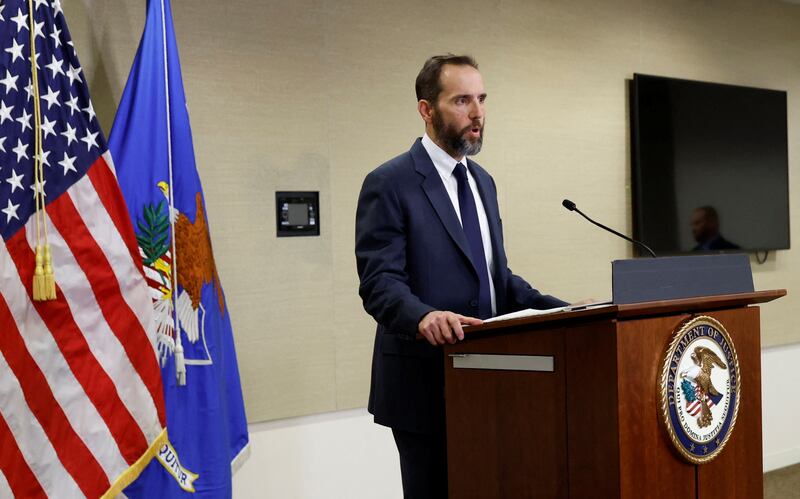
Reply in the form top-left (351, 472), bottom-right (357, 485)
top-left (443, 290), bottom-right (785, 499)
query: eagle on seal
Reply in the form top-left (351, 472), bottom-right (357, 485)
top-left (688, 346), bottom-right (727, 427)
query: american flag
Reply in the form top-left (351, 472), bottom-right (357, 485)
top-left (686, 390), bottom-right (723, 417)
top-left (0, 0), bottom-right (168, 497)
top-left (686, 396), bottom-right (716, 417)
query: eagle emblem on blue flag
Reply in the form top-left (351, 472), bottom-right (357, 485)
top-left (136, 183), bottom-right (221, 368)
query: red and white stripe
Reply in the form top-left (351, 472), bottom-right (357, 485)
top-left (0, 154), bottom-right (167, 498)
top-left (142, 250), bottom-right (171, 299)
top-left (0, 468), bottom-right (13, 498)
top-left (687, 397), bottom-right (715, 417)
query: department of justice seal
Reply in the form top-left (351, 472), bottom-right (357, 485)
top-left (659, 316), bottom-right (741, 464)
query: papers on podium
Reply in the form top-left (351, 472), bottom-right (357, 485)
top-left (483, 300), bottom-right (612, 324)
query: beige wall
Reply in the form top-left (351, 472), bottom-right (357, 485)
top-left (67, 0), bottom-right (800, 423)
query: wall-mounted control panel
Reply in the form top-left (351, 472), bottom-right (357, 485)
top-left (276, 191), bottom-right (320, 237)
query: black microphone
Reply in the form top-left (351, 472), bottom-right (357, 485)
top-left (562, 199), bottom-right (657, 258)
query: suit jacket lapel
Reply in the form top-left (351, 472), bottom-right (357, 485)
top-left (411, 140), bottom-right (478, 277)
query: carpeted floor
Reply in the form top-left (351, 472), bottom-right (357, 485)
top-left (765, 464), bottom-right (800, 499)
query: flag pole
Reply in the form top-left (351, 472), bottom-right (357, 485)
top-left (160, 0), bottom-right (185, 386)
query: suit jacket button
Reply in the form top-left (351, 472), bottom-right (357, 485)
top-left (469, 300), bottom-right (478, 307)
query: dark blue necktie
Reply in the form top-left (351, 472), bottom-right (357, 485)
top-left (453, 163), bottom-right (492, 319)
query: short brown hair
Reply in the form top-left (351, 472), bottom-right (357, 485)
top-left (415, 54), bottom-right (479, 103)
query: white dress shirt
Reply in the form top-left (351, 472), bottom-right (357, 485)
top-left (421, 133), bottom-right (497, 316)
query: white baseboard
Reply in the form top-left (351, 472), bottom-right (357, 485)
top-left (764, 447), bottom-right (800, 472)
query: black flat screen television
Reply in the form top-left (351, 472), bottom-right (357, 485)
top-left (630, 74), bottom-right (790, 255)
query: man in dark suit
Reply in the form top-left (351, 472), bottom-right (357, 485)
top-left (691, 205), bottom-right (740, 251)
top-left (355, 54), bottom-right (567, 498)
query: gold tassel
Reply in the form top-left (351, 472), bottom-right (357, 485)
top-left (43, 244), bottom-right (56, 300)
top-left (28, 0), bottom-right (55, 302)
top-left (33, 245), bottom-right (45, 301)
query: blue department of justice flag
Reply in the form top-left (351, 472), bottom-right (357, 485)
top-left (108, 0), bottom-right (250, 496)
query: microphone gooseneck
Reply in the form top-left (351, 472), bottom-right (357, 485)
top-left (562, 199), bottom-right (657, 258)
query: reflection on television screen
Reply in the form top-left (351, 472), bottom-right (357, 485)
top-left (631, 74), bottom-right (790, 255)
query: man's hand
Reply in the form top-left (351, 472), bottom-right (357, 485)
top-left (418, 311), bottom-right (483, 346)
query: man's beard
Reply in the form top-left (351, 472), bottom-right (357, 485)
top-left (432, 110), bottom-right (484, 157)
